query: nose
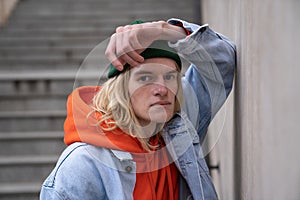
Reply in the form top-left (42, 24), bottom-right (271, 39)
top-left (152, 82), bottom-right (168, 96)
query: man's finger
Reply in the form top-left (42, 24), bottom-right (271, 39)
top-left (127, 33), bottom-right (144, 63)
top-left (105, 33), bottom-right (123, 70)
top-left (119, 52), bottom-right (141, 67)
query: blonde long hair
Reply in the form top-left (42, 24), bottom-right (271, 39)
top-left (91, 66), bottom-right (184, 151)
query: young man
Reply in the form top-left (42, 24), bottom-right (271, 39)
top-left (40, 18), bottom-right (236, 200)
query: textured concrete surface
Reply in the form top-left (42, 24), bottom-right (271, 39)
top-left (201, 0), bottom-right (300, 199)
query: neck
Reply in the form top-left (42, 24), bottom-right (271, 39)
top-left (138, 121), bottom-right (164, 140)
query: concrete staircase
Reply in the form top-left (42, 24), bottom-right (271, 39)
top-left (0, 0), bottom-right (195, 199)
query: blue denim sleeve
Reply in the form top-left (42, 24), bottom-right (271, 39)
top-left (40, 143), bottom-right (107, 200)
top-left (167, 18), bottom-right (236, 141)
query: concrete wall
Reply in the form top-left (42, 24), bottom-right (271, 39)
top-left (201, 0), bottom-right (300, 199)
top-left (0, 0), bottom-right (18, 26)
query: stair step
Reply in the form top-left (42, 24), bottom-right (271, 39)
top-left (12, 11), bottom-right (191, 23)
top-left (17, 0), bottom-right (188, 7)
top-left (0, 182), bottom-right (41, 195)
top-left (0, 63), bottom-right (82, 71)
top-left (0, 29), bottom-right (107, 38)
top-left (0, 44), bottom-right (94, 52)
top-left (6, 16), bottom-right (128, 24)
top-left (0, 110), bottom-right (66, 132)
top-left (0, 155), bottom-right (59, 166)
top-left (0, 155), bottom-right (58, 183)
top-left (0, 46), bottom-right (92, 57)
top-left (0, 46), bottom-right (95, 63)
top-left (0, 70), bottom-right (102, 81)
top-left (0, 54), bottom-right (107, 66)
top-left (4, 18), bottom-right (127, 29)
top-left (0, 52), bottom-right (107, 69)
top-left (2, 22), bottom-right (114, 31)
top-left (0, 70), bottom-right (104, 96)
top-left (0, 95), bottom-right (67, 111)
top-left (0, 139), bottom-right (65, 156)
top-left (0, 63), bottom-right (83, 72)
top-left (0, 56), bottom-right (84, 65)
top-left (3, 16), bottom-right (146, 28)
top-left (0, 36), bottom-right (102, 47)
top-left (0, 131), bottom-right (63, 139)
top-left (13, 8), bottom-right (192, 17)
top-left (0, 131), bottom-right (65, 156)
top-left (0, 78), bottom-right (75, 96)
top-left (2, 18), bottom-right (115, 26)
top-left (0, 110), bottom-right (66, 118)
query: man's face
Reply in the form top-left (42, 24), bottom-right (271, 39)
top-left (128, 58), bottom-right (179, 126)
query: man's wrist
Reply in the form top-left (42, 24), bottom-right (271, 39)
top-left (160, 21), bottom-right (187, 42)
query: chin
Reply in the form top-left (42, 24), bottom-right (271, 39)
top-left (147, 107), bottom-right (174, 123)
top-left (148, 114), bottom-right (173, 124)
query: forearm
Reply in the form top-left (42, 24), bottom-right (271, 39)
top-left (159, 21), bottom-right (187, 42)
top-left (168, 19), bottom-right (236, 135)
top-left (179, 27), bottom-right (236, 98)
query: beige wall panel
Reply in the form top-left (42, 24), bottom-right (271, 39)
top-left (202, 0), bottom-right (300, 199)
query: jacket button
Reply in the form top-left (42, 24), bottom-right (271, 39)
top-left (125, 166), bottom-right (132, 172)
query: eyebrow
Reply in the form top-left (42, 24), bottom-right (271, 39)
top-left (132, 69), bottom-right (178, 76)
top-left (133, 70), bottom-right (153, 76)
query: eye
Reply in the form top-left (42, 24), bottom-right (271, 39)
top-left (164, 73), bottom-right (177, 81)
top-left (138, 75), bottom-right (153, 82)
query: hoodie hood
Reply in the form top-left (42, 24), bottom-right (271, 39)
top-left (63, 86), bottom-right (179, 199)
top-left (63, 86), bottom-right (144, 152)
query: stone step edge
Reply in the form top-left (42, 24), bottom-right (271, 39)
top-left (0, 131), bottom-right (63, 140)
top-left (0, 110), bottom-right (66, 118)
top-left (0, 155), bottom-right (59, 166)
top-left (0, 70), bottom-right (103, 81)
top-left (0, 182), bottom-right (41, 194)
top-left (0, 93), bottom-right (67, 98)
top-left (0, 45), bottom-right (94, 50)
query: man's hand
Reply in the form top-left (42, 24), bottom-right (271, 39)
top-left (105, 21), bottom-right (186, 71)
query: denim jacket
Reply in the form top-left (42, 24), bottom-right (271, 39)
top-left (40, 19), bottom-right (236, 200)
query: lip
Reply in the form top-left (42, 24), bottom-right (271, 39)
top-left (150, 101), bottom-right (172, 107)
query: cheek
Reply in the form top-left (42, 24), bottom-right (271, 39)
top-left (165, 81), bottom-right (178, 95)
top-left (130, 89), bottom-right (148, 111)
top-left (129, 83), bottom-right (151, 99)
top-left (128, 79), bottom-right (145, 98)
top-left (130, 93), bottom-right (138, 107)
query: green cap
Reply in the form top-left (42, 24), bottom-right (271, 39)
top-left (108, 20), bottom-right (182, 78)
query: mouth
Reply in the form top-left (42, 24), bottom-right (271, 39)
top-left (150, 101), bottom-right (172, 107)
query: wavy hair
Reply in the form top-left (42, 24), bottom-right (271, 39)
top-left (91, 65), bottom-right (184, 151)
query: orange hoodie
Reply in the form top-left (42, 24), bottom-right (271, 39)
top-left (64, 86), bottom-right (179, 200)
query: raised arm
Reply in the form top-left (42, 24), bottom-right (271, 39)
top-left (167, 19), bottom-right (236, 140)
top-left (104, 19), bottom-right (236, 140)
